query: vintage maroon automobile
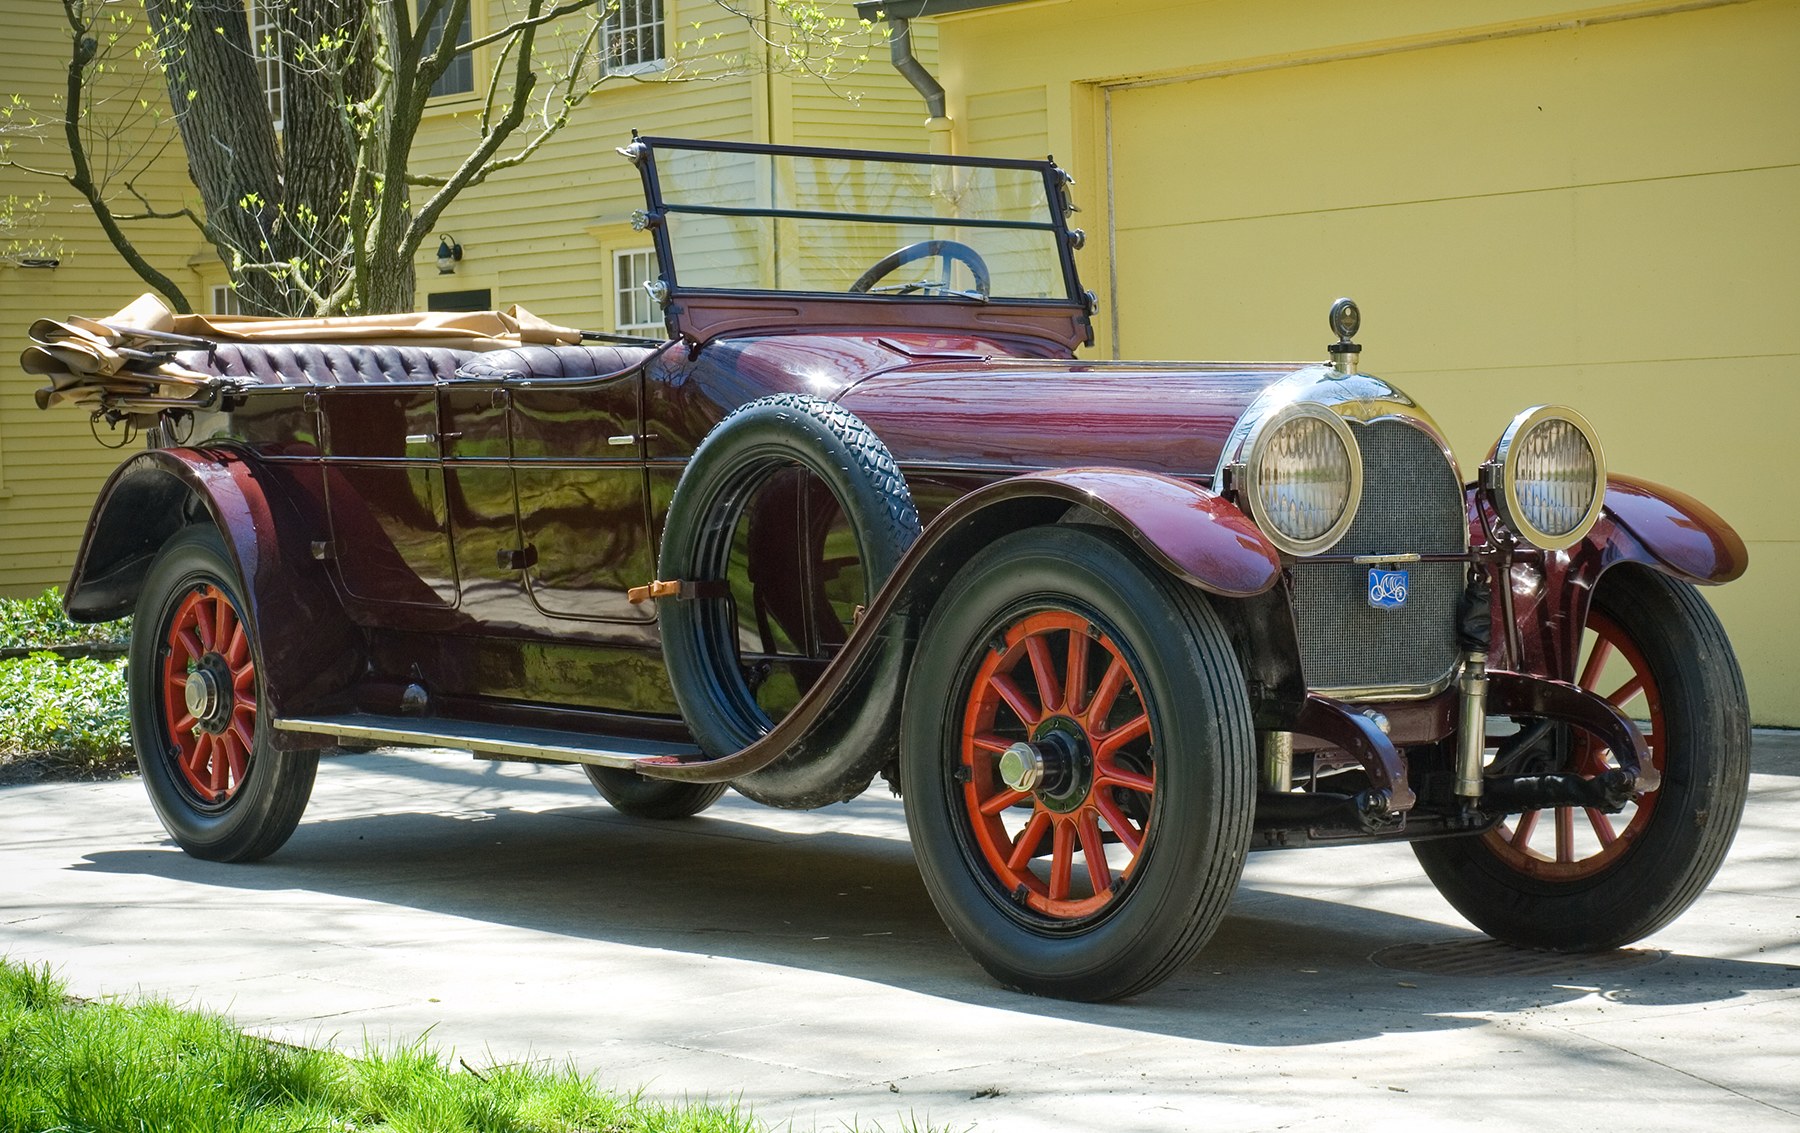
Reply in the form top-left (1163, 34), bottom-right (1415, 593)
top-left (53, 137), bottom-right (1749, 1001)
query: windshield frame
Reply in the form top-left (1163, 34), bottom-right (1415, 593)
top-left (625, 136), bottom-right (1089, 313)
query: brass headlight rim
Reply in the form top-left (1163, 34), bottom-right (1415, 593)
top-left (1242, 401), bottom-right (1363, 558)
top-left (1494, 404), bottom-right (1607, 552)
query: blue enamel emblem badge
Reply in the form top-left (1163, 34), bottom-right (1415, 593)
top-left (1368, 568), bottom-right (1409, 609)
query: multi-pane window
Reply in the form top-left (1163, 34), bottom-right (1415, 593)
top-left (602, 0), bottom-right (664, 75)
top-left (423, 3), bottom-right (475, 97)
top-left (614, 249), bottom-right (663, 335)
top-left (248, 0), bottom-right (283, 126)
top-left (211, 285), bottom-right (244, 316)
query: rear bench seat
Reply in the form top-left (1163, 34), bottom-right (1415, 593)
top-left (170, 343), bottom-right (659, 386)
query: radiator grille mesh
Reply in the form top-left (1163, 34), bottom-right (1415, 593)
top-left (1290, 419), bottom-right (1466, 693)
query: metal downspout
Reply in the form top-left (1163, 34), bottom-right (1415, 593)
top-left (889, 18), bottom-right (946, 118)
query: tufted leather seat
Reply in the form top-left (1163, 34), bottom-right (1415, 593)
top-left (173, 343), bottom-right (477, 386)
top-left (456, 344), bottom-right (659, 383)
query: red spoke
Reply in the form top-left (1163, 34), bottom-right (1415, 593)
top-left (1094, 757), bottom-right (1155, 795)
top-left (231, 703), bottom-right (256, 749)
top-left (1585, 806), bottom-right (1618, 847)
top-left (969, 732), bottom-right (1014, 754)
top-left (174, 628), bottom-right (205, 665)
top-left (979, 787), bottom-right (1031, 816)
top-left (988, 673), bottom-right (1042, 728)
top-left (1064, 631), bottom-right (1089, 716)
top-left (232, 662), bottom-right (256, 694)
top-left (212, 596), bottom-right (231, 655)
top-left (226, 622), bottom-right (249, 669)
top-left (223, 731), bottom-right (249, 788)
top-left (1085, 655), bottom-right (1128, 728)
top-left (1077, 812), bottom-right (1112, 894)
top-left (1576, 636), bottom-right (1614, 691)
top-left (171, 710), bottom-right (197, 735)
top-left (1510, 809), bottom-right (1540, 850)
top-left (1048, 820), bottom-right (1075, 901)
top-left (1555, 807), bottom-right (1575, 863)
top-left (1025, 635), bottom-right (1061, 714)
top-left (192, 599), bottom-right (216, 652)
top-left (1606, 674), bottom-right (1647, 710)
top-left (1095, 794), bottom-right (1143, 855)
top-left (1007, 809), bottom-right (1052, 871)
top-left (1094, 713), bottom-right (1150, 759)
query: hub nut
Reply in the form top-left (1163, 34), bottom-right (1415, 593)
top-left (998, 741), bottom-right (1046, 791)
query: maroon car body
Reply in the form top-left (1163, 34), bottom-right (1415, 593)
top-left (58, 137), bottom-right (1750, 1001)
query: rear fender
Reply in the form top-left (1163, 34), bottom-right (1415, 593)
top-left (643, 467), bottom-right (1285, 792)
top-left (1492, 475), bottom-right (1747, 679)
top-left (67, 449), bottom-right (360, 737)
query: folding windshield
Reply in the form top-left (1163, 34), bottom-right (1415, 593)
top-left (629, 138), bottom-right (1082, 305)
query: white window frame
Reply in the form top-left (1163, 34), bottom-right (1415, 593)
top-left (601, 0), bottom-right (665, 76)
top-left (613, 248), bottom-right (663, 335)
top-left (248, 0), bottom-right (283, 128)
top-left (211, 284), bottom-right (244, 316)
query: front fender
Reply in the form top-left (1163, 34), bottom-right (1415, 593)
top-left (1599, 473), bottom-right (1747, 585)
top-left (640, 467), bottom-right (1280, 791)
top-left (67, 448), bottom-right (360, 732)
top-left (1489, 474), bottom-right (1747, 679)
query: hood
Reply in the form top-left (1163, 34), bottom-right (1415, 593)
top-left (837, 358), bottom-right (1305, 481)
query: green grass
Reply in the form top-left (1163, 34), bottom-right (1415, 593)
top-left (0, 589), bottom-right (135, 783)
top-left (0, 958), bottom-right (766, 1133)
top-left (0, 587), bottom-right (129, 651)
top-left (0, 652), bottom-right (133, 779)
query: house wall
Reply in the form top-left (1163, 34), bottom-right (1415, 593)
top-left (0, 0), bottom-right (925, 598)
top-left (0, 3), bottom-right (198, 597)
top-left (922, 0), bottom-right (1799, 725)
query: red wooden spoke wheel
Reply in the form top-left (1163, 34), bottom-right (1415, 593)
top-left (902, 525), bottom-right (1254, 1001)
top-left (1482, 610), bottom-right (1664, 880)
top-left (159, 584), bottom-right (258, 805)
top-left (1413, 567), bottom-right (1750, 953)
top-left (128, 526), bottom-right (318, 863)
top-left (958, 610), bottom-right (1156, 920)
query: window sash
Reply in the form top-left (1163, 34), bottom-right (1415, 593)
top-left (614, 249), bottom-right (663, 334)
top-left (602, 0), bottom-right (664, 74)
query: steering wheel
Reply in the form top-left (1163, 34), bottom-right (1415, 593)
top-left (849, 239), bottom-right (991, 299)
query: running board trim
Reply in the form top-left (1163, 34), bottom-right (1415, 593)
top-left (273, 714), bottom-right (702, 769)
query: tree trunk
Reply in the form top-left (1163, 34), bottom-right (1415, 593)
top-left (145, 0), bottom-right (294, 313)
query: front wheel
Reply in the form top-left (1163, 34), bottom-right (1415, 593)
top-left (1414, 566), bottom-right (1750, 950)
top-left (129, 526), bottom-right (318, 862)
top-left (902, 526), bottom-right (1255, 1001)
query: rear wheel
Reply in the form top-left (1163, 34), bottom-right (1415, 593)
top-left (583, 765), bottom-right (726, 819)
top-left (902, 526), bottom-right (1255, 1001)
top-left (1414, 566), bottom-right (1750, 950)
top-left (129, 526), bottom-right (318, 862)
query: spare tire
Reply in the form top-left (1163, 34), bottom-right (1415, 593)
top-left (657, 394), bottom-right (921, 805)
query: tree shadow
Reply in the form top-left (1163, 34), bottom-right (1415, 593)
top-left (71, 754), bottom-right (1800, 1048)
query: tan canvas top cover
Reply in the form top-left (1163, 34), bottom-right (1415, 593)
top-left (22, 293), bottom-right (583, 413)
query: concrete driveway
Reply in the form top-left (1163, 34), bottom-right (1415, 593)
top-left (3, 734), bottom-right (1797, 1132)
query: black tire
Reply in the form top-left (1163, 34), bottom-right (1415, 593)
top-left (583, 765), bottom-right (727, 819)
top-left (129, 526), bottom-right (318, 862)
top-left (1414, 565), bottom-right (1750, 950)
top-left (901, 525), bottom-right (1255, 1001)
top-left (658, 394), bottom-right (920, 761)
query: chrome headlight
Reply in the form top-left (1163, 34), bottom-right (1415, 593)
top-left (1491, 405), bottom-right (1605, 550)
top-left (1242, 403), bottom-right (1361, 556)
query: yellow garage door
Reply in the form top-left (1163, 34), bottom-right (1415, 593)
top-left (1105, 0), bottom-right (1799, 723)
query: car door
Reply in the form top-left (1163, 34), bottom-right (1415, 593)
top-left (507, 372), bottom-right (657, 625)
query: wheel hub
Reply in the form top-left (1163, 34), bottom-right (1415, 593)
top-left (1014, 717), bottom-right (1092, 813)
top-left (182, 658), bottom-right (233, 734)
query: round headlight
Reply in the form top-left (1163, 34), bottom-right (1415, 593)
top-left (1243, 403), bottom-right (1361, 556)
top-left (1493, 405), bottom-right (1605, 550)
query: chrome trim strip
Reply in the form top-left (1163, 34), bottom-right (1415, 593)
top-left (273, 715), bottom-right (697, 769)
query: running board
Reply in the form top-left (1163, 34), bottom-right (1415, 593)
top-left (273, 714), bottom-right (702, 769)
